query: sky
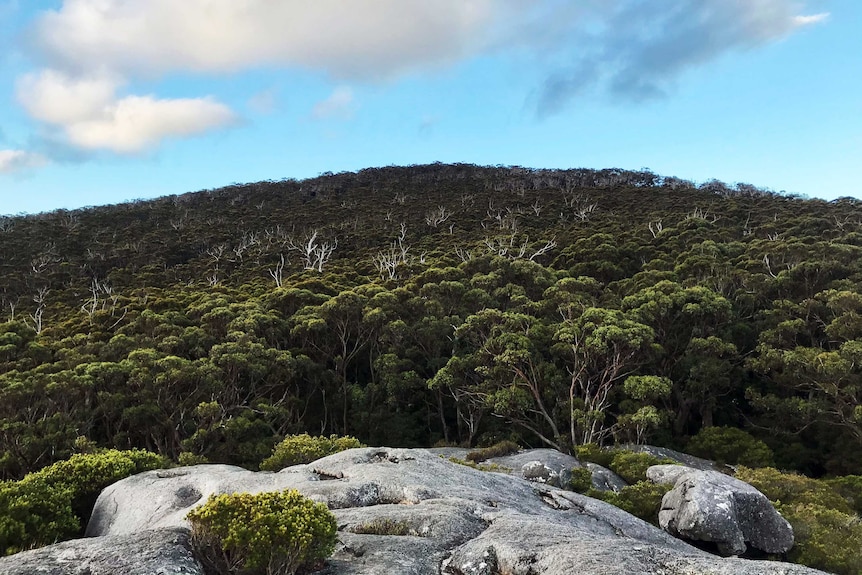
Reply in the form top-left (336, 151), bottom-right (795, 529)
top-left (0, 0), bottom-right (859, 215)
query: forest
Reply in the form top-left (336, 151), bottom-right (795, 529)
top-left (1, 163), bottom-right (861, 480)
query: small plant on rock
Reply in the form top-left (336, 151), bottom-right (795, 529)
top-left (260, 434), bottom-right (363, 471)
top-left (187, 489), bottom-right (337, 575)
top-left (465, 440), bottom-right (520, 463)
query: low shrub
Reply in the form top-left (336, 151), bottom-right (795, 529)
top-left (591, 481), bottom-right (672, 525)
top-left (259, 434), bottom-right (363, 471)
top-left (0, 449), bottom-right (167, 556)
top-left (779, 503), bottom-right (862, 575)
top-left (826, 475), bottom-right (862, 515)
top-left (350, 517), bottom-right (413, 536)
top-left (446, 456), bottom-right (511, 473)
top-left (607, 451), bottom-right (674, 485)
top-left (187, 489), bottom-right (337, 575)
top-left (735, 466), bottom-right (862, 575)
top-left (575, 443), bottom-right (614, 468)
top-left (686, 427), bottom-right (774, 468)
top-left (568, 467), bottom-right (593, 493)
top-left (735, 467), bottom-right (852, 514)
top-left (465, 440), bottom-right (520, 463)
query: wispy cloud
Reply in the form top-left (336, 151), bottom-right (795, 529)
top-left (533, 0), bottom-right (829, 115)
top-left (0, 149), bottom-right (47, 174)
top-left (248, 88), bottom-right (279, 115)
top-left (312, 87), bottom-right (356, 120)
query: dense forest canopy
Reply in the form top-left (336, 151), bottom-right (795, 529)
top-left (1, 163), bottom-right (861, 480)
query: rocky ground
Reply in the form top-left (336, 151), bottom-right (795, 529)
top-left (0, 447), bottom-right (828, 575)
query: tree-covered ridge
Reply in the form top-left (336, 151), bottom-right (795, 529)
top-left (1, 163), bottom-right (861, 479)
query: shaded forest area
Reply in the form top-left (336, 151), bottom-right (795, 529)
top-left (1, 163), bottom-right (861, 480)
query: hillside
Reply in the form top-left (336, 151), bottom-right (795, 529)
top-left (1, 163), bottom-right (861, 479)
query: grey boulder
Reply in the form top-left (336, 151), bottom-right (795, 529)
top-left (0, 528), bottom-right (202, 575)
top-left (648, 464), bottom-right (794, 556)
top-left (78, 448), bottom-right (823, 574)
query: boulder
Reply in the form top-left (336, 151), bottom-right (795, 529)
top-left (76, 448), bottom-right (823, 574)
top-left (583, 462), bottom-right (628, 492)
top-left (648, 464), bottom-right (794, 556)
top-left (0, 528), bottom-right (202, 575)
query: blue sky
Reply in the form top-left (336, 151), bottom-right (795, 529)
top-left (0, 0), bottom-right (859, 215)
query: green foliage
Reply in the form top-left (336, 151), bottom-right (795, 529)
top-left (780, 503), bottom-right (862, 575)
top-left (735, 466), bottom-right (853, 514)
top-left (349, 517), bottom-right (413, 536)
top-left (686, 426), bottom-right (775, 468)
top-left (735, 466), bottom-right (862, 574)
top-left (591, 481), bottom-right (672, 525)
top-left (465, 440), bottom-right (520, 462)
top-left (0, 449), bottom-right (167, 556)
top-left (568, 466), bottom-right (593, 493)
top-left (575, 443), bottom-right (615, 468)
top-left (446, 456), bottom-right (511, 473)
top-left (186, 489), bottom-right (337, 575)
top-left (259, 434), bottom-right (363, 471)
top-left (607, 451), bottom-right (675, 485)
top-left (826, 475), bottom-right (862, 515)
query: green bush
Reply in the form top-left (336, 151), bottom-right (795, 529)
top-left (608, 451), bottom-right (674, 485)
top-left (568, 467), bottom-right (593, 493)
top-left (259, 434), bottom-right (363, 471)
top-left (574, 443), bottom-right (615, 468)
top-left (0, 449), bottom-right (167, 556)
top-left (350, 517), bottom-right (412, 536)
top-left (735, 467), bottom-right (852, 514)
top-left (591, 481), bottom-right (672, 525)
top-left (187, 489), bottom-right (337, 575)
top-left (465, 440), bottom-right (520, 463)
top-left (826, 475), bottom-right (862, 515)
top-left (686, 427), bottom-right (775, 468)
top-left (735, 467), bottom-right (862, 575)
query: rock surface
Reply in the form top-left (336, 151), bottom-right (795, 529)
top-left (648, 464), bottom-right (795, 556)
top-left (426, 446), bottom-right (625, 492)
top-left (77, 448), bottom-right (823, 574)
top-left (0, 528), bottom-right (202, 575)
top-left (0, 449), bottom-right (819, 575)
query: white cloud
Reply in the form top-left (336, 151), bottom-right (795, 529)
top-left (32, 0), bottom-right (504, 80)
top-left (794, 13), bottom-right (830, 26)
top-left (64, 95), bottom-right (237, 153)
top-left (312, 87), bottom-right (356, 120)
top-left (17, 70), bottom-right (236, 154)
top-left (0, 149), bottom-right (47, 174)
top-left (16, 0), bottom-right (830, 142)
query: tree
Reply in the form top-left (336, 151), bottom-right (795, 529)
top-left (553, 307), bottom-right (655, 446)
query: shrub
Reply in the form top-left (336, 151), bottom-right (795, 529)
top-left (735, 467), bottom-right (862, 575)
top-left (826, 475), bottom-right (862, 515)
top-left (574, 443), bottom-right (615, 468)
top-left (260, 434), bottom-right (363, 471)
top-left (778, 503), bottom-right (862, 575)
top-left (350, 517), bottom-right (412, 536)
top-left (591, 481), bottom-right (672, 525)
top-left (735, 467), bottom-right (852, 514)
top-left (187, 489), bottom-right (337, 575)
top-left (0, 449), bottom-right (167, 556)
top-left (686, 427), bottom-right (774, 468)
top-left (608, 451), bottom-right (674, 485)
top-left (465, 440), bottom-right (520, 463)
top-left (568, 467), bottom-right (593, 493)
